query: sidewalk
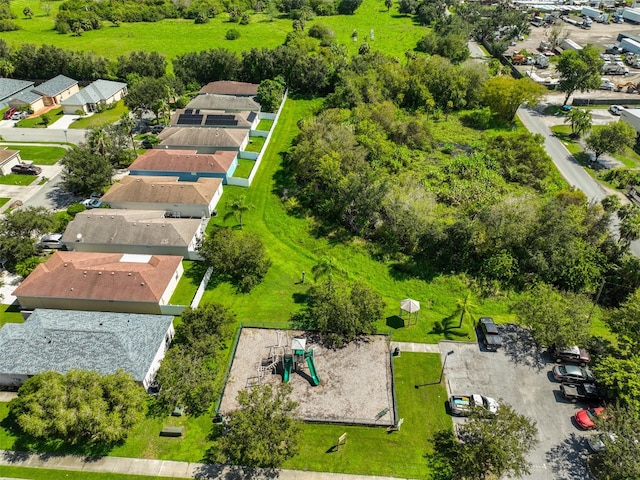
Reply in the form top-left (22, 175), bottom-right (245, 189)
top-left (390, 341), bottom-right (440, 353)
top-left (0, 450), bottom-right (409, 480)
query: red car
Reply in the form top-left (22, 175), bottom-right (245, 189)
top-left (575, 407), bottom-right (606, 430)
top-left (3, 107), bottom-right (17, 120)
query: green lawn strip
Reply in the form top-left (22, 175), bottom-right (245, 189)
top-left (0, 175), bottom-right (38, 186)
top-left (233, 159), bottom-right (255, 178)
top-left (0, 304), bottom-right (24, 329)
top-left (0, 198), bottom-right (10, 209)
top-left (203, 98), bottom-right (515, 342)
top-left (1, 145), bottom-right (66, 165)
top-left (69, 101), bottom-right (128, 129)
top-left (5, 0), bottom-right (425, 61)
top-left (284, 353), bottom-right (449, 477)
top-left (168, 260), bottom-right (206, 305)
top-left (0, 466), bottom-right (188, 480)
top-left (256, 119), bottom-right (274, 131)
top-left (244, 136), bottom-right (266, 153)
top-left (15, 108), bottom-right (63, 128)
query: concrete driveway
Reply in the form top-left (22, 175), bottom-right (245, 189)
top-left (440, 325), bottom-right (594, 480)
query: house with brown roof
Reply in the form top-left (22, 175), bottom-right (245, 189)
top-left (128, 149), bottom-right (238, 183)
top-left (12, 252), bottom-right (184, 314)
top-left (199, 81), bottom-right (259, 96)
top-left (157, 126), bottom-right (249, 153)
top-left (170, 109), bottom-right (259, 130)
top-left (0, 148), bottom-right (22, 176)
top-left (101, 176), bottom-right (222, 218)
top-left (186, 94), bottom-right (260, 113)
top-left (62, 210), bottom-right (207, 260)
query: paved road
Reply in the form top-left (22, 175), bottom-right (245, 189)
top-left (0, 127), bottom-right (85, 144)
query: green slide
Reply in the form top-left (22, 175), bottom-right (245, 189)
top-left (283, 355), bottom-right (293, 383)
top-left (305, 350), bottom-right (320, 386)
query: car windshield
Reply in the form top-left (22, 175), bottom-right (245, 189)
top-left (562, 365), bottom-right (582, 376)
top-left (587, 409), bottom-right (600, 420)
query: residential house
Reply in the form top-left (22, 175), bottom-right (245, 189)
top-left (186, 94), bottom-right (261, 113)
top-left (8, 90), bottom-right (45, 113)
top-left (61, 79), bottom-right (127, 114)
top-left (13, 252), bottom-right (184, 314)
top-left (101, 176), bottom-right (223, 218)
top-left (128, 149), bottom-right (238, 183)
top-left (0, 79), bottom-right (34, 108)
top-left (0, 148), bottom-right (22, 175)
top-left (198, 81), bottom-right (259, 96)
top-left (170, 109), bottom-right (259, 130)
top-left (32, 74), bottom-right (79, 106)
top-left (0, 309), bottom-right (174, 389)
top-left (158, 126), bottom-right (249, 153)
top-left (62, 209), bottom-right (207, 260)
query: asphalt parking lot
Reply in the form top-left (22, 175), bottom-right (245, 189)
top-left (441, 325), bottom-right (595, 480)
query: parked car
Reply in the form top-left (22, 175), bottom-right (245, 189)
top-left (550, 345), bottom-right (591, 366)
top-left (448, 394), bottom-right (498, 416)
top-left (37, 233), bottom-right (65, 250)
top-left (149, 125), bottom-right (165, 134)
top-left (10, 111), bottom-right (28, 120)
top-left (11, 163), bottom-right (42, 175)
top-left (3, 107), bottom-right (17, 120)
top-left (587, 433), bottom-right (618, 453)
top-left (82, 198), bottom-right (102, 209)
top-left (610, 105), bottom-right (624, 115)
top-left (552, 365), bottom-right (595, 383)
top-left (575, 407), bottom-right (606, 430)
top-left (560, 383), bottom-right (602, 402)
top-left (478, 317), bottom-right (503, 350)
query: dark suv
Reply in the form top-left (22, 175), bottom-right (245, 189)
top-left (550, 345), bottom-right (591, 366)
top-left (478, 317), bottom-right (503, 350)
top-left (11, 163), bottom-right (42, 175)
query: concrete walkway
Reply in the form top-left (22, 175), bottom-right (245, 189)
top-left (390, 341), bottom-right (440, 353)
top-left (0, 450), bottom-right (409, 480)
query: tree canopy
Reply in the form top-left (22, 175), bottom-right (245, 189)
top-left (10, 369), bottom-right (146, 446)
top-left (586, 121), bottom-right (636, 162)
top-left (557, 45), bottom-right (604, 105)
top-left (480, 76), bottom-right (546, 123)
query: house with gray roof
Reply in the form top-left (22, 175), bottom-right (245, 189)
top-left (0, 79), bottom-right (34, 108)
top-left (32, 74), bottom-right (79, 106)
top-left (62, 209), bottom-right (207, 260)
top-left (8, 89), bottom-right (45, 113)
top-left (0, 309), bottom-right (174, 389)
top-left (61, 79), bottom-right (127, 114)
top-left (186, 94), bottom-right (260, 112)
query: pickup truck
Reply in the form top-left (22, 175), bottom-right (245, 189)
top-left (560, 383), bottom-right (602, 402)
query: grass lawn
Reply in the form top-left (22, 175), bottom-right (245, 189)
top-left (69, 101), bottom-right (128, 129)
top-left (256, 119), bottom-right (274, 131)
top-left (202, 97), bottom-right (516, 343)
top-left (244, 136), bottom-right (266, 153)
top-left (0, 198), bottom-right (10, 209)
top-left (0, 304), bottom-right (24, 329)
top-left (284, 353), bottom-right (450, 477)
top-left (168, 260), bottom-right (206, 305)
top-left (0, 175), bottom-right (38, 186)
top-left (0, 466), bottom-right (189, 480)
top-left (15, 108), bottom-right (63, 128)
top-left (3, 0), bottom-right (426, 61)
top-left (233, 159), bottom-right (255, 178)
top-left (1, 144), bottom-right (66, 165)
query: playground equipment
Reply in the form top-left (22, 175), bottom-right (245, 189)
top-left (284, 337), bottom-right (321, 386)
top-left (304, 349), bottom-right (320, 386)
top-left (283, 354), bottom-right (293, 383)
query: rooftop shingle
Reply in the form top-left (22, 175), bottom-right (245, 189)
top-left (128, 149), bottom-right (236, 174)
top-left (101, 176), bottom-right (221, 205)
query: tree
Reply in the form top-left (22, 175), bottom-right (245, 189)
top-left (124, 76), bottom-right (172, 120)
top-left (431, 403), bottom-right (539, 480)
top-left (177, 303), bottom-right (235, 356)
top-left (220, 384), bottom-right (301, 467)
top-left (454, 292), bottom-right (477, 328)
top-left (601, 194), bottom-right (621, 213)
top-left (119, 113), bottom-right (136, 149)
top-left (512, 282), bottom-right (592, 348)
top-left (480, 75), bottom-right (546, 123)
top-left (115, 51), bottom-right (166, 80)
top-left (557, 45), bottom-right (604, 106)
top-left (619, 206), bottom-right (640, 247)
top-left (586, 121), bottom-right (636, 162)
top-left (224, 195), bottom-right (254, 229)
top-left (385, 0), bottom-right (392, 11)
top-left (606, 288), bottom-right (640, 353)
top-left (257, 78), bottom-right (285, 112)
top-left (0, 207), bottom-right (55, 271)
top-left (199, 228), bottom-right (271, 292)
top-left (311, 256), bottom-right (347, 290)
top-left (60, 145), bottom-right (113, 195)
top-left (592, 402), bottom-right (640, 479)
top-left (10, 369), bottom-right (146, 446)
top-left (564, 108), bottom-right (592, 137)
top-left (592, 356), bottom-right (640, 410)
top-left (22, 7), bottom-right (33, 18)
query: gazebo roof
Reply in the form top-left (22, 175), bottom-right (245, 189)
top-left (400, 298), bottom-right (420, 313)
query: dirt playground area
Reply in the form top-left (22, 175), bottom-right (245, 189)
top-left (218, 328), bottom-right (396, 426)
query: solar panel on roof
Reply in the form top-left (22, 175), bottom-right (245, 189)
top-left (178, 114), bottom-right (203, 125)
top-left (247, 112), bottom-right (257, 122)
top-left (207, 114), bottom-right (234, 121)
top-left (205, 117), bottom-right (238, 126)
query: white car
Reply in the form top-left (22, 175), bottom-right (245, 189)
top-left (610, 105), bottom-right (624, 115)
top-left (448, 394), bottom-right (498, 416)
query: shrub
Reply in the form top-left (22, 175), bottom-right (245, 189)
top-left (15, 256), bottom-right (43, 277)
top-left (225, 28), bottom-right (240, 39)
top-left (194, 12), bottom-right (209, 23)
top-left (0, 20), bottom-right (19, 31)
top-left (308, 23), bottom-right (334, 44)
top-left (460, 107), bottom-right (494, 130)
top-left (67, 203), bottom-right (87, 216)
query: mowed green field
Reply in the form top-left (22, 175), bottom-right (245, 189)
top-left (3, 0), bottom-right (425, 60)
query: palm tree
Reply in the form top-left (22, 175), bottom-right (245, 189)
top-left (119, 113), bottom-right (136, 149)
top-left (311, 256), bottom-right (347, 291)
top-left (87, 128), bottom-right (110, 159)
top-left (564, 108), bottom-right (592, 138)
top-left (224, 195), bottom-right (254, 229)
top-left (619, 208), bottom-right (640, 246)
top-left (455, 292), bottom-right (477, 328)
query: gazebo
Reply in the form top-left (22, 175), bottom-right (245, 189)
top-left (400, 298), bottom-right (420, 326)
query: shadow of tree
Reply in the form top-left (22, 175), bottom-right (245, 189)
top-left (430, 312), bottom-right (470, 340)
top-left (545, 433), bottom-right (592, 480)
top-left (193, 463), bottom-right (280, 479)
top-left (499, 324), bottom-right (546, 371)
